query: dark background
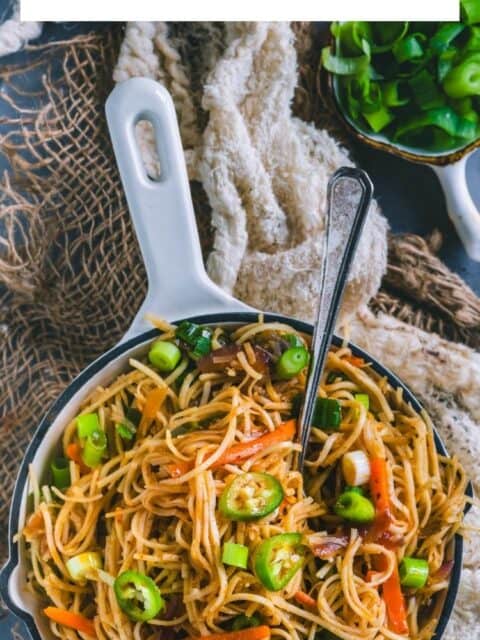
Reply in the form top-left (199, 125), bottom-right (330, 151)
top-left (1, 20), bottom-right (479, 638)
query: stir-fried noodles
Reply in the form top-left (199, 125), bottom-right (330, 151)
top-left (22, 318), bottom-right (467, 640)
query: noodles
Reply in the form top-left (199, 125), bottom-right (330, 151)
top-left (22, 320), bottom-right (467, 640)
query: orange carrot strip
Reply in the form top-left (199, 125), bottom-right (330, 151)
top-left (294, 591), bottom-right (317, 608)
top-left (345, 355), bottom-right (365, 367)
top-left (66, 443), bottom-right (82, 464)
top-left (66, 443), bottom-right (89, 473)
top-left (44, 607), bottom-right (96, 637)
top-left (370, 457), bottom-right (390, 516)
top-left (376, 556), bottom-right (408, 635)
top-left (143, 387), bottom-right (167, 419)
top-left (167, 420), bottom-right (296, 477)
top-left (167, 461), bottom-right (192, 478)
top-left (212, 419), bottom-right (296, 469)
top-left (192, 626), bottom-right (271, 640)
top-left (365, 570), bottom-right (381, 583)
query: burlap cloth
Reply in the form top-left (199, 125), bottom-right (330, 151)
top-left (1, 22), bottom-right (480, 638)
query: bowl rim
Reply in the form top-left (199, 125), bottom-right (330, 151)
top-left (0, 311), bottom-right (472, 640)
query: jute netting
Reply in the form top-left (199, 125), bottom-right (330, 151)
top-left (0, 25), bottom-right (479, 567)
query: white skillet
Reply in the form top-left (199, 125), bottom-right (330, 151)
top-left (0, 78), bottom-right (469, 640)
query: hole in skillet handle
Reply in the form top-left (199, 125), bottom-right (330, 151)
top-left (134, 118), bottom-right (162, 182)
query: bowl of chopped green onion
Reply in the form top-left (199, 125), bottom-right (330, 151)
top-left (321, 3), bottom-right (480, 260)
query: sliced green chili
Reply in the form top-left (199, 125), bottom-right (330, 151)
top-left (219, 472), bottom-right (284, 521)
top-left (254, 533), bottom-right (305, 591)
top-left (114, 570), bottom-right (164, 621)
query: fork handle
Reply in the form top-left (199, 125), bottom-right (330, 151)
top-left (297, 167), bottom-right (373, 470)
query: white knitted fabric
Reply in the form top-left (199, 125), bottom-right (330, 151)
top-left (115, 21), bottom-right (480, 638)
top-left (0, 2), bottom-right (42, 58)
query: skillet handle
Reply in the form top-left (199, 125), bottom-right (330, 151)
top-left (432, 154), bottom-right (480, 262)
top-left (105, 78), bottom-right (252, 341)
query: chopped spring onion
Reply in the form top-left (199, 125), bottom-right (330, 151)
top-left (50, 457), bottom-right (71, 490)
top-left (323, 20), bottom-right (480, 152)
top-left (399, 556), bottom-right (429, 588)
top-left (312, 398), bottom-right (341, 430)
top-left (116, 406), bottom-right (141, 441)
top-left (276, 346), bottom-right (309, 380)
top-left (321, 48), bottom-right (370, 75)
top-left (354, 393), bottom-right (370, 410)
top-left (175, 321), bottom-right (213, 360)
top-left (82, 430), bottom-right (107, 468)
top-left (148, 340), bottom-right (182, 372)
top-left (342, 450), bottom-right (371, 486)
top-left (462, 0), bottom-right (480, 24)
top-left (363, 105), bottom-right (393, 132)
top-left (392, 34), bottom-right (425, 63)
top-left (66, 551), bottom-right (102, 581)
top-left (395, 106), bottom-right (478, 141)
top-left (430, 23), bottom-right (465, 53)
top-left (409, 70), bottom-right (445, 109)
top-left (231, 614), bottom-right (262, 631)
top-left (76, 413), bottom-right (100, 439)
top-left (222, 542), bottom-right (249, 569)
top-left (334, 490), bottom-right (375, 524)
top-left (116, 422), bottom-right (135, 440)
top-left (284, 333), bottom-right (304, 348)
top-left (443, 54), bottom-right (480, 98)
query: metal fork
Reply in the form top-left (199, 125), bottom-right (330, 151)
top-left (297, 166), bottom-right (374, 471)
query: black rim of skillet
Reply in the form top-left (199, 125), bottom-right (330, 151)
top-left (0, 311), bottom-right (473, 640)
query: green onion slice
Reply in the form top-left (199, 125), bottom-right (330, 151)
top-left (50, 457), bottom-right (71, 490)
top-left (76, 413), bottom-right (100, 439)
top-left (399, 557), bottom-right (429, 588)
top-left (312, 398), bottom-right (342, 430)
top-left (222, 542), bottom-right (249, 569)
top-left (82, 430), bottom-right (107, 468)
top-left (321, 48), bottom-right (370, 76)
top-left (462, 0), bottom-right (480, 24)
